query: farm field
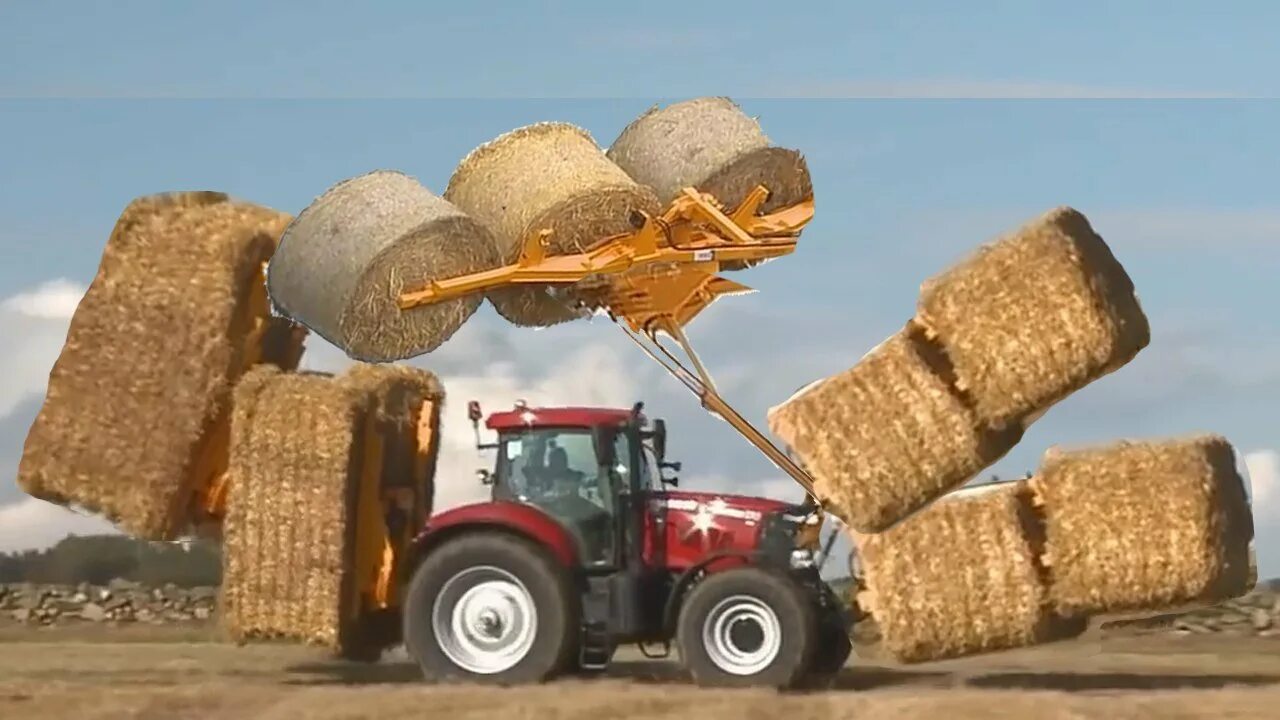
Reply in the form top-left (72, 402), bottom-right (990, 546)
top-left (2, 625), bottom-right (1279, 719)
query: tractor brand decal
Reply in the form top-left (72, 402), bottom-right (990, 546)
top-left (653, 497), bottom-right (763, 522)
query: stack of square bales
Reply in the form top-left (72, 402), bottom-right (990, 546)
top-left (771, 207), bottom-right (1252, 661)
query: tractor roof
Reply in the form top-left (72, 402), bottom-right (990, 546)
top-left (485, 406), bottom-right (640, 431)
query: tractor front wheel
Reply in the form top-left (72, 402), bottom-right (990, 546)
top-left (676, 567), bottom-right (817, 689)
top-left (403, 532), bottom-right (577, 684)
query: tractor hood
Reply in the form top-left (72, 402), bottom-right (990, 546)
top-left (657, 489), bottom-right (795, 517)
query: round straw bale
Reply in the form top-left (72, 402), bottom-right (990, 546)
top-left (16, 191), bottom-right (294, 540)
top-left (444, 122), bottom-right (661, 327)
top-left (267, 170), bottom-right (500, 362)
top-left (607, 97), bottom-right (812, 271)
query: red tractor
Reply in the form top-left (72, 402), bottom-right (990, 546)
top-left (401, 400), bottom-right (853, 688)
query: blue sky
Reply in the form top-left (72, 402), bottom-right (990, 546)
top-left (2, 1), bottom-right (1279, 99)
top-left (0, 3), bottom-right (1277, 580)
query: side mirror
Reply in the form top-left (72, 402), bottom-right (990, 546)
top-left (467, 401), bottom-right (483, 423)
top-left (476, 469), bottom-right (493, 486)
top-left (652, 418), bottom-right (667, 461)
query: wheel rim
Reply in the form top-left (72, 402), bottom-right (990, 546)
top-left (431, 566), bottom-right (538, 675)
top-left (701, 594), bottom-right (782, 676)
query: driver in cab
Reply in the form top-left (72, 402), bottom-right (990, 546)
top-left (538, 444), bottom-right (613, 565)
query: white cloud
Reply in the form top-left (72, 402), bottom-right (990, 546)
top-left (1, 278), bottom-right (86, 320)
top-left (0, 498), bottom-right (120, 552)
top-left (1245, 450), bottom-right (1279, 518)
top-left (299, 314), bottom-right (645, 512)
top-left (0, 278), bottom-right (86, 418)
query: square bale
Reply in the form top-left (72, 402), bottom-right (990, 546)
top-left (915, 207), bottom-right (1149, 428)
top-left (16, 192), bottom-right (295, 539)
top-left (767, 328), bottom-right (1021, 533)
top-left (220, 363), bottom-right (442, 658)
top-left (856, 480), bottom-right (1080, 663)
top-left (1033, 434), bottom-right (1255, 616)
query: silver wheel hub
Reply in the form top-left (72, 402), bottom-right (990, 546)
top-left (432, 566), bottom-right (537, 675)
top-left (702, 595), bottom-right (782, 676)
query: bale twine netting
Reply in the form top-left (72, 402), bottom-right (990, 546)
top-left (266, 170), bottom-right (500, 362)
top-left (16, 191), bottom-right (300, 540)
top-left (1032, 434), bottom-right (1255, 617)
top-left (443, 122), bottom-right (661, 327)
top-left (607, 97), bottom-right (812, 271)
top-left (767, 328), bottom-right (1021, 533)
top-left (220, 363), bottom-right (442, 656)
top-left (854, 480), bottom-right (1082, 663)
top-left (914, 206), bottom-right (1150, 430)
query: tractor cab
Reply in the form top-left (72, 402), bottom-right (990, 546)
top-left (468, 400), bottom-right (674, 570)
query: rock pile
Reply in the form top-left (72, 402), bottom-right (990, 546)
top-left (4, 580), bottom-right (1279, 640)
top-left (1100, 585), bottom-right (1280, 638)
top-left (0, 581), bottom-right (218, 626)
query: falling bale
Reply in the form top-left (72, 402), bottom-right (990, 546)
top-left (444, 122), bottom-right (661, 327)
top-left (767, 327), bottom-right (1021, 534)
top-left (915, 207), bottom-right (1149, 429)
top-left (267, 170), bottom-right (500, 362)
top-left (16, 191), bottom-right (301, 540)
top-left (1033, 434), bottom-right (1255, 616)
top-left (219, 363), bottom-right (442, 657)
top-left (607, 97), bottom-right (812, 271)
top-left (856, 480), bottom-right (1081, 663)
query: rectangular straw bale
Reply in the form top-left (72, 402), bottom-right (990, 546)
top-left (1033, 434), bottom-right (1254, 616)
top-left (221, 363), bottom-right (438, 655)
top-left (220, 366), bottom-right (364, 650)
top-left (16, 192), bottom-right (294, 539)
top-left (767, 328), bottom-right (1020, 533)
top-left (857, 480), bottom-right (1076, 663)
top-left (915, 207), bottom-right (1149, 428)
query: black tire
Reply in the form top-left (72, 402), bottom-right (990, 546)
top-left (403, 532), bottom-right (578, 684)
top-left (801, 625), bottom-right (852, 688)
top-left (337, 610), bottom-right (401, 663)
top-left (676, 567), bottom-right (817, 689)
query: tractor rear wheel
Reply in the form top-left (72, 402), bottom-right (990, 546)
top-left (403, 532), bottom-right (577, 684)
top-left (676, 567), bottom-right (817, 689)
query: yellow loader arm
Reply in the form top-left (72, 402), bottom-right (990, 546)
top-left (399, 185), bottom-right (826, 534)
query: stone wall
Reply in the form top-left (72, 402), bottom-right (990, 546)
top-left (3, 580), bottom-right (1279, 639)
top-left (0, 581), bottom-right (217, 626)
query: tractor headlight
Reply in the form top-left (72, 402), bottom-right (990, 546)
top-left (789, 548), bottom-right (815, 569)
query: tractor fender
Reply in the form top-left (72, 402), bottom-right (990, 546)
top-left (661, 551), bottom-right (756, 636)
top-left (412, 501), bottom-right (579, 569)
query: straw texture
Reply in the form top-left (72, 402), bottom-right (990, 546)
top-left (444, 122), bottom-right (660, 326)
top-left (607, 97), bottom-right (811, 271)
top-left (1033, 434), bottom-right (1255, 616)
top-left (915, 207), bottom-right (1150, 428)
top-left (767, 328), bottom-right (1021, 533)
top-left (220, 363), bottom-right (443, 655)
top-left (857, 480), bottom-right (1076, 663)
top-left (267, 170), bottom-right (500, 362)
top-left (16, 191), bottom-right (293, 539)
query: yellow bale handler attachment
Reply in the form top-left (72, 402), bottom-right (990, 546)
top-left (400, 185), bottom-right (823, 511)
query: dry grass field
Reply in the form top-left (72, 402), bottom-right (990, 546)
top-left (1, 624), bottom-right (1279, 719)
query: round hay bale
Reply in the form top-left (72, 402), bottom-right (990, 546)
top-left (444, 122), bottom-right (661, 327)
top-left (607, 97), bottom-right (812, 271)
top-left (266, 170), bottom-right (500, 362)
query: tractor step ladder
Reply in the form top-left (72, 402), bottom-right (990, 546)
top-left (580, 578), bottom-right (614, 671)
